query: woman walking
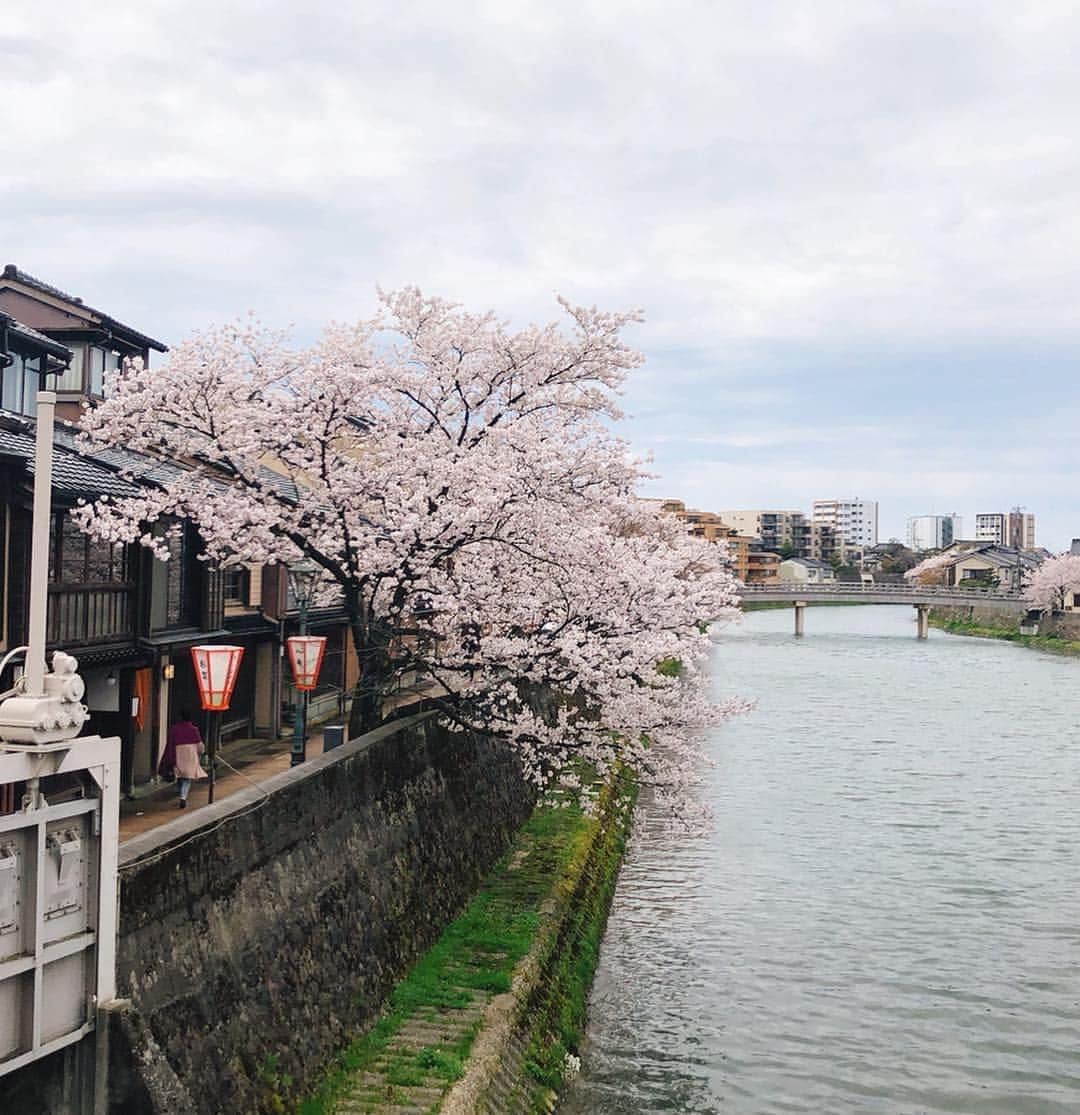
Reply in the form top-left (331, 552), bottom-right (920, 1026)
top-left (159, 709), bottom-right (207, 808)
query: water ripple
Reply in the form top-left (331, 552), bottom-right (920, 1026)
top-left (565, 606), bottom-right (1080, 1114)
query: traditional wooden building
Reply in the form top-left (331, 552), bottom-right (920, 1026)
top-left (0, 269), bottom-right (356, 792)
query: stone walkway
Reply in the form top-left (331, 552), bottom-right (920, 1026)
top-left (119, 728), bottom-right (331, 841)
top-left (118, 677), bottom-right (441, 842)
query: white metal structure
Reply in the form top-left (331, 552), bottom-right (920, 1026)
top-left (0, 382), bottom-right (121, 1090)
top-left (0, 735), bottom-right (120, 1078)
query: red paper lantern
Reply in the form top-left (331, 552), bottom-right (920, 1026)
top-left (190, 645), bottom-right (245, 711)
top-left (287, 635), bottom-right (327, 692)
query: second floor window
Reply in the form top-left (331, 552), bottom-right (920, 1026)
top-left (148, 521), bottom-right (202, 630)
top-left (48, 512), bottom-right (128, 585)
top-left (54, 344), bottom-right (123, 398)
top-left (223, 566), bottom-right (250, 607)
top-left (1, 352), bottom-right (43, 417)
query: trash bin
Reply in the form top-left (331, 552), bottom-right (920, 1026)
top-left (322, 724), bottom-right (346, 752)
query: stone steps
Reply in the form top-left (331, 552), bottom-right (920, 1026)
top-left (333, 989), bottom-right (489, 1114)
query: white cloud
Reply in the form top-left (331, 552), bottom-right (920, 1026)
top-left (1, 1), bottom-right (1078, 544)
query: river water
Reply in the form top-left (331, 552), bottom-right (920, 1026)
top-left (564, 605), bottom-right (1080, 1114)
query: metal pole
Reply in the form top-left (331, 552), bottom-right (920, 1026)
top-left (207, 710), bottom-right (218, 804)
top-left (25, 385), bottom-right (56, 697)
top-left (290, 597), bottom-right (308, 766)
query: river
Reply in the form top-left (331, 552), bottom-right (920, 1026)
top-left (564, 605), bottom-right (1080, 1114)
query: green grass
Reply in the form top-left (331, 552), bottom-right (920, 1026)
top-left (296, 798), bottom-right (595, 1115)
top-left (930, 616), bottom-right (1080, 657)
top-left (519, 775), bottom-right (638, 1106)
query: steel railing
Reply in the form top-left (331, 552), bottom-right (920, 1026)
top-left (739, 582), bottom-right (1024, 600)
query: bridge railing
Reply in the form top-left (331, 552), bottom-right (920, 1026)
top-left (739, 582), bottom-right (1024, 600)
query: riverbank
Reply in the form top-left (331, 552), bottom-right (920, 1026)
top-left (299, 775), bottom-right (636, 1115)
top-left (929, 615), bottom-right (1080, 657)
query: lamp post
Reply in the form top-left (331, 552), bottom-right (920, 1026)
top-left (190, 644), bottom-right (244, 804)
top-left (287, 561), bottom-right (320, 766)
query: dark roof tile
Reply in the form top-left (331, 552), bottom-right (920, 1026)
top-left (1, 265), bottom-right (168, 352)
top-left (0, 421), bottom-right (139, 499)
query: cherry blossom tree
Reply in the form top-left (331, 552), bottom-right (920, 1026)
top-left (903, 550), bottom-right (954, 585)
top-left (75, 290), bottom-right (742, 806)
top-left (1023, 552), bottom-right (1080, 612)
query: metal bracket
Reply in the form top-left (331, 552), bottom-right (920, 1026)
top-left (46, 828), bottom-right (83, 886)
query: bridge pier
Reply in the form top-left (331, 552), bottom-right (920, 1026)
top-left (915, 604), bottom-right (929, 639)
top-left (794, 601), bottom-right (806, 637)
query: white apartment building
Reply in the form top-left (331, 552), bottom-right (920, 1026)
top-left (976, 510), bottom-right (1036, 550)
top-left (975, 513), bottom-right (1007, 545)
top-left (907, 514), bottom-right (962, 552)
top-left (812, 498), bottom-right (878, 548)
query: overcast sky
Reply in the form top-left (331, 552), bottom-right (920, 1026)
top-left (4, 2), bottom-right (1078, 547)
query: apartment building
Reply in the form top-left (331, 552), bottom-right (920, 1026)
top-left (650, 500), bottom-right (778, 583)
top-left (812, 498), bottom-right (878, 548)
top-left (715, 510), bottom-right (809, 554)
top-left (907, 514), bottom-right (962, 552)
top-left (975, 510), bottom-right (1036, 550)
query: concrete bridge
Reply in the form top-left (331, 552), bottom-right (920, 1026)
top-left (739, 582), bottom-right (1027, 638)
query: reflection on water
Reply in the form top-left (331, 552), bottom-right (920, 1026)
top-left (564, 606), bottom-right (1080, 1114)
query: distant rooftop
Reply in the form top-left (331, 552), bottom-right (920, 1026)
top-left (1, 264), bottom-right (168, 353)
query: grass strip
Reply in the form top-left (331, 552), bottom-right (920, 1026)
top-left (294, 799), bottom-right (594, 1115)
top-left (930, 616), bottom-right (1080, 657)
top-left (519, 773), bottom-right (638, 1104)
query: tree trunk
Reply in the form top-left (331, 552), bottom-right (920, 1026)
top-left (346, 602), bottom-right (394, 740)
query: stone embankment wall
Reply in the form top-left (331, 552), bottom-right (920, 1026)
top-left (931, 604), bottom-right (1080, 640)
top-left (930, 602), bottom-right (1028, 627)
top-left (1033, 612), bottom-right (1080, 640)
top-left (5, 712), bottom-right (534, 1115)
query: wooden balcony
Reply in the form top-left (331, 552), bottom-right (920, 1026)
top-left (47, 583), bottom-right (135, 646)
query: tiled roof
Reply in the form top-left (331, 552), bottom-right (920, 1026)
top-left (0, 420), bottom-right (139, 499)
top-left (254, 465), bottom-right (300, 503)
top-left (1, 312), bottom-right (74, 359)
top-left (53, 427), bottom-right (191, 488)
top-left (1, 264), bottom-right (168, 353)
top-left (54, 426), bottom-right (304, 506)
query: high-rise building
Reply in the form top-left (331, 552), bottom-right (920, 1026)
top-left (976, 509), bottom-right (1036, 550)
top-left (907, 514), bottom-right (962, 552)
top-left (812, 499), bottom-right (878, 548)
top-left (1008, 508), bottom-right (1036, 550)
top-left (975, 513), bottom-right (1007, 545)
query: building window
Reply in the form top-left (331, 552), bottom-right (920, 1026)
top-left (88, 347), bottom-right (106, 396)
top-left (55, 345), bottom-right (84, 392)
top-left (1, 352), bottom-right (44, 417)
top-left (223, 566), bottom-right (250, 606)
top-left (48, 512), bottom-right (128, 584)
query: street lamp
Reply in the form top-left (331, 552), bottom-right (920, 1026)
top-left (190, 644), bottom-right (244, 804)
top-left (287, 561), bottom-right (320, 766)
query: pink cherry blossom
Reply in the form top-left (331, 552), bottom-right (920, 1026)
top-left (904, 550), bottom-right (954, 584)
top-left (1023, 552), bottom-right (1080, 612)
top-left (75, 290), bottom-right (744, 815)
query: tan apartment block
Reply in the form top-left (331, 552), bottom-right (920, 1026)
top-left (647, 498), bottom-right (776, 583)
